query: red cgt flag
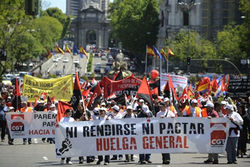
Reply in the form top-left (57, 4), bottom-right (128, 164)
top-left (56, 101), bottom-right (73, 122)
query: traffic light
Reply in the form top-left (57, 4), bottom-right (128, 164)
top-left (187, 57), bottom-right (191, 65)
top-left (25, 0), bottom-right (39, 16)
top-left (0, 49), bottom-right (7, 61)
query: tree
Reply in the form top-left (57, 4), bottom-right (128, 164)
top-left (110, 0), bottom-right (159, 59)
top-left (216, 24), bottom-right (247, 63)
top-left (168, 30), bottom-right (217, 61)
top-left (239, 0), bottom-right (250, 58)
top-left (42, 8), bottom-right (71, 39)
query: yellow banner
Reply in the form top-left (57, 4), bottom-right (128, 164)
top-left (22, 75), bottom-right (73, 102)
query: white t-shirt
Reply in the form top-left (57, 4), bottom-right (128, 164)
top-left (226, 112), bottom-right (243, 137)
top-left (60, 117), bottom-right (74, 123)
top-left (156, 109), bottom-right (175, 118)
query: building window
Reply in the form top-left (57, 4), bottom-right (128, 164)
top-left (161, 11), bottom-right (164, 27)
top-left (183, 11), bottom-right (189, 26)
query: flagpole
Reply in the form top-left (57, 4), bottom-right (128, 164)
top-left (145, 45), bottom-right (148, 76)
top-left (167, 46), bottom-right (169, 74)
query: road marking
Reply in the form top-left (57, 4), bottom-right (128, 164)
top-left (157, 165), bottom-right (162, 167)
top-left (43, 156), bottom-right (48, 160)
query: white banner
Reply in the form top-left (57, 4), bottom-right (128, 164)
top-left (55, 118), bottom-right (230, 157)
top-left (160, 73), bottom-right (188, 91)
top-left (6, 112), bottom-right (57, 138)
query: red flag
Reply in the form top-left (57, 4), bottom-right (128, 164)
top-left (151, 87), bottom-right (159, 96)
top-left (87, 83), bottom-right (102, 107)
top-left (12, 78), bottom-right (21, 111)
top-left (34, 97), bottom-right (37, 107)
top-left (163, 81), bottom-right (170, 97)
top-left (179, 88), bottom-right (188, 103)
top-left (71, 72), bottom-right (83, 110)
top-left (41, 92), bottom-right (47, 100)
top-left (224, 75), bottom-right (230, 91)
top-left (56, 101), bottom-right (73, 122)
top-left (136, 77), bottom-right (153, 106)
top-left (210, 77), bottom-right (219, 93)
top-left (168, 74), bottom-right (179, 101)
top-left (82, 88), bottom-right (90, 98)
top-left (51, 96), bottom-right (55, 103)
top-left (46, 96), bottom-right (52, 111)
top-left (187, 84), bottom-right (194, 98)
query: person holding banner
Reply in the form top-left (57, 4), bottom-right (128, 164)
top-left (225, 104), bottom-right (243, 164)
top-left (60, 109), bottom-right (74, 165)
top-left (137, 105), bottom-right (153, 164)
top-left (123, 105), bottom-right (136, 162)
top-left (156, 102), bottom-right (175, 164)
top-left (204, 101), bottom-right (220, 164)
top-left (164, 98), bottom-right (177, 117)
top-left (0, 97), bottom-right (8, 142)
top-left (96, 107), bottom-right (110, 165)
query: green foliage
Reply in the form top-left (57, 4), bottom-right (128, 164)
top-left (168, 30), bottom-right (217, 61)
top-left (30, 16), bottom-right (63, 48)
top-left (48, 74), bottom-right (57, 78)
top-left (110, 0), bottom-right (159, 58)
top-left (87, 53), bottom-right (93, 72)
top-left (216, 24), bottom-right (246, 63)
top-left (81, 75), bottom-right (89, 82)
top-left (42, 8), bottom-right (72, 39)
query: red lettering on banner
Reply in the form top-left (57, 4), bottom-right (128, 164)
top-left (96, 137), bottom-right (137, 151)
top-left (142, 136), bottom-right (189, 149)
top-left (28, 129), bottom-right (50, 135)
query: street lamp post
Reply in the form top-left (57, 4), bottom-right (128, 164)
top-left (177, 0), bottom-right (200, 73)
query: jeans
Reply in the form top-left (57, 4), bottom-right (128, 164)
top-left (226, 137), bottom-right (238, 163)
top-left (139, 154), bottom-right (151, 161)
top-left (61, 157), bottom-right (71, 163)
top-left (162, 153), bottom-right (170, 162)
top-left (0, 120), bottom-right (6, 140)
top-left (98, 155), bottom-right (110, 163)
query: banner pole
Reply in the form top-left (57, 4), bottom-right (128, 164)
top-left (145, 45), bottom-right (148, 76)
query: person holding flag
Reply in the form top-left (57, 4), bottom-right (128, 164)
top-left (182, 99), bottom-right (202, 117)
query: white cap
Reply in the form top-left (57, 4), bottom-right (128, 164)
top-left (112, 105), bottom-right (120, 112)
top-left (93, 107), bottom-right (99, 114)
top-left (205, 101), bottom-right (214, 108)
top-left (127, 106), bottom-right (133, 110)
top-left (79, 99), bottom-right (84, 103)
top-left (163, 97), bottom-right (170, 102)
top-left (8, 106), bottom-right (15, 111)
top-left (191, 99), bottom-right (198, 104)
top-left (225, 104), bottom-right (234, 111)
top-left (142, 105), bottom-right (150, 113)
top-left (99, 107), bottom-right (107, 112)
top-left (139, 99), bottom-right (144, 103)
top-left (101, 102), bottom-right (106, 106)
top-left (158, 96), bottom-right (164, 100)
top-left (221, 101), bottom-right (227, 105)
top-left (50, 104), bottom-right (56, 108)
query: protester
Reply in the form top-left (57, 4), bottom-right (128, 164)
top-left (225, 104), bottom-right (243, 164)
top-left (123, 105), bottom-right (136, 162)
top-left (204, 101), bottom-right (219, 164)
top-left (60, 109), bottom-right (74, 165)
top-left (137, 105), bottom-right (153, 164)
top-left (96, 107), bottom-right (110, 165)
top-left (182, 99), bottom-right (202, 117)
top-left (0, 97), bottom-right (8, 142)
top-left (156, 102), bottom-right (175, 164)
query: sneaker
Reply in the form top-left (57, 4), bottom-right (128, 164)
top-left (227, 161), bottom-right (233, 164)
top-left (213, 160), bottom-right (219, 164)
top-left (8, 141), bottom-right (14, 145)
top-left (146, 160), bottom-right (152, 163)
top-left (23, 141), bottom-right (27, 145)
top-left (111, 157), bottom-right (117, 160)
top-left (124, 159), bottom-right (129, 162)
top-left (139, 161), bottom-right (146, 164)
top-left (67, 161), bottom-right (73, 165)
top-left (163, 160), bottom-right (170, 164)
top-left (204, 159), bottom-right (213, 164)
top-left (96, 160), bottom-right (101, 165)
top-left (104, 162), bottom-right (109, 165)
top-left (60, 159), bottom-right (64, 164)
top-left (233, 161), bottom-right (237, 164)
top-left (28, 141), bottom-right (32, 144)
top-left (79, 160), bottom-right (83, 164)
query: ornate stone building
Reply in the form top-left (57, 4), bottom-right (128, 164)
top-left (66, 0), bottom-right (111, 48)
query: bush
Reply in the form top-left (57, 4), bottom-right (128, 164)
top-left (87, 53), bottom-right (93, 72)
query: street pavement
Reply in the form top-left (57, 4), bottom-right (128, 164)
top-left (0, 139), bottom-right (249, 167)
top-left (34, 53), bottom-right (88, 77)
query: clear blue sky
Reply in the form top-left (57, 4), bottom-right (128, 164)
top-left (42, 0), bottom-right (113, 13)
top-left (42, 0), bottom-right (66, 13)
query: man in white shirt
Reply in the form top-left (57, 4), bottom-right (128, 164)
top-left (156, 102), bottom-right (175, 164)
top-left (225, 104), bottom-right (243, 164)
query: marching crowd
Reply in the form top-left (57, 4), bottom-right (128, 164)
top-left (0, 81), bottom-right (250, 165)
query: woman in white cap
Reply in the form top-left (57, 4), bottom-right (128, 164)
top-left (225, 104), bottom-right (243, 164)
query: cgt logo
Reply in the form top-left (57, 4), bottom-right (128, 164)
top-left (11, 114), bottom-right (25, 132)
top-left (210, 123), bottom-right (226, 147)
